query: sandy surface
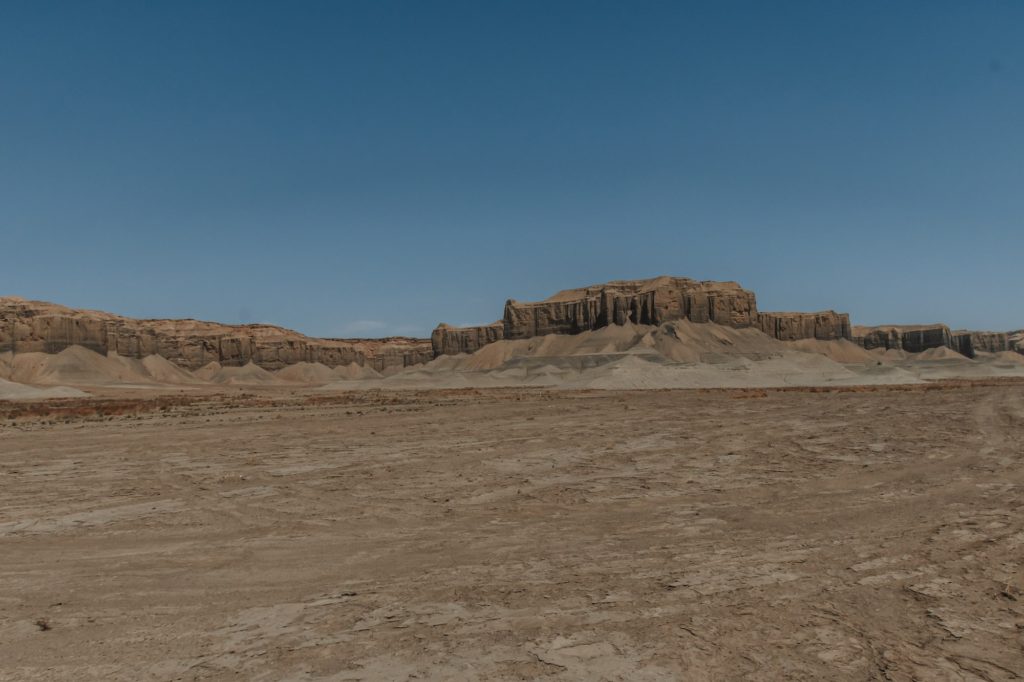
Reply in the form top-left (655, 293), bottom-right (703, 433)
top-left (2, 382), bottom-right (1023, 680)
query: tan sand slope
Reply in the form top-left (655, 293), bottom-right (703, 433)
top-left (137, 354), bottom-right (206, 384)
top-left (4, 327), bottom-right (1021, 391)
top-left (106, 353), bottom-right (206, 385)
top-left (897, 350), bottom-right (1024, 381)
top-left (332, 362), bottom-right (383, 380)
top-left (867, 347), bottom-right (910, 362)
top-left (915, 346), bottom-right (969, 361)
top-left (274, 361), bottom-right (382, 383)
top-left (197, 361), bottom-right (284, 386)
top-left (979, 350), bottom-right (1024, 365)
top-left (464, 319), bottom-right (787, 370)
top-left (275, 362), bottom-right (339, 384)
top-left (782, 338), bottom-right (885, 364)
top-left (2, 346), bottom-right (206, 387)
top-left (0, 377), bottom-right (88, 400)
top-left (193, 362), bottom-right (222, 382)
top-left (7, 347), bottom-right (156, 386)
top-left (451, 322), bottom-right (650, 371)
top-left (324, 320), bottom-right (925, 390)
top-left (558, 353), bottom-right (898, 390)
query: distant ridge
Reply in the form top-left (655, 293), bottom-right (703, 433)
top-left (2, 277), bottom-right (1020, 376)
top-left (0, 297), bottom-right (432, 372)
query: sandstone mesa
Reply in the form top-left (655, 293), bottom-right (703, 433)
top-left (2, 276), bottom-right (1020, 374)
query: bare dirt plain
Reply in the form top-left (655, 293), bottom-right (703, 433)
top-left (2, 382), bottom-right (1023, 681)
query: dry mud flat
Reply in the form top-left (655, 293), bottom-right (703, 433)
top-left (1, 382), bottom-right (1023, 681)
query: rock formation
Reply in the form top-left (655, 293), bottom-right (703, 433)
top-left (853, 324), bottom-right (954, 354)
top-left (431, 322), bottom-right (505, 356)
top-left (502, 277), bottom-right (760, 339)
top-left (951, 331), bottom-right (1011, 357)
top-left (853, 324), bottom-right (1023, 358)
top-left (757, 312), bottom-right (851, 342)
top-left (432, 276), bottom-right (855, 356)
top-left (0, 297), bottom-right (432, 372)
top-left (6, 276), bottom-right (1019, 372)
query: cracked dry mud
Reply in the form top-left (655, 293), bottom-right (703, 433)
top-left (1, 383), bottom-right (1023, 680)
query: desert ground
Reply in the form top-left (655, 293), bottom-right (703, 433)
top-left (2, 381), bottom-right (1023, 680)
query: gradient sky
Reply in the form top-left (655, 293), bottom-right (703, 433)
top-left (2, 1), bottom-right (1022, 337)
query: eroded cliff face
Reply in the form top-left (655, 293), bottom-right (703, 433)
top-left (0, 297), bottom-right (432, 371)
top-left (430, 322), bottom-right (505, 357)
top-left (853, 325), bottom-right (954, 354)
top-left (502, 277), bottom-right (760, 339)
top-left (431, 276), bottom-right (857, 356)
top-left (757, 312), bottom-right (851, 342)
top-left (852, 325), bottom-right (1022, 358)
top-left (9, 281), bottom-right (1017, 370)
top-left (952, 331), bottom-right (1011, 357)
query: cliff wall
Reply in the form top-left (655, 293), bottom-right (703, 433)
top-left (431, 322), bottom-right (505, 356)
top-left (951, 331), bottom-right (1011, 357)
top-left (853, 324), bottom-right (1023, 358)
top-left (432, 276), bottom-right (856, 356)
top-left (757, 311), bottom-right (852, 342)
top-left (854, 324), bottom-right (956, 354)
top-left (502, 277), bottom-right (759, 340)
top-left (0, 297), bottom-right (431, 371)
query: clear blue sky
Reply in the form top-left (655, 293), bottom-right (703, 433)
top-left (2, 1), bottom-right (1022, 336)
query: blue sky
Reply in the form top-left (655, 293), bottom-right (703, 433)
top-left (2, 1), bottom-right (1022, 336)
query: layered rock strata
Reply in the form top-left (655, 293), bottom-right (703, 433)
top-left (952, 331), bottom-right (1011, 357)
top-left (853, 325), bottom-right (1022, 358)
top-left (9, 277), bottom-right (1019, 371)
top-left (757, 312), bottom-right (851, 342)
top-left (853, 324), bottom-right (954, 354)
top-left (502, 277), bottom-right (759, 339)
top-left (431, 276), bottom-right (856, 356)
top-left (431, 322), bottom-right (505, 356)
top-left (0, 297), bottom-right (431, 372)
